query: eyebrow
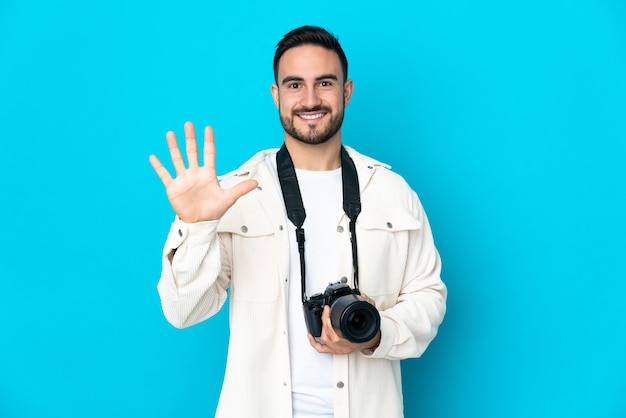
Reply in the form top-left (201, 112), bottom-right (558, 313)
top-left (280, 74), bottom-right (339, 86)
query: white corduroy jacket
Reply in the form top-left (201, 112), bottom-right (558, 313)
top-left (157, 146), bottom-right (447, 418)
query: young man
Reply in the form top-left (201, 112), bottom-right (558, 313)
top-left (150, 25), bottom-right (446, 418)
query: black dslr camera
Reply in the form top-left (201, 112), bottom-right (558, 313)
top-left (303, 282), bottom-right (380, 344)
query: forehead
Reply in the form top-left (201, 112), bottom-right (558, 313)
top-left (276, 44), bottom-right (343, 81)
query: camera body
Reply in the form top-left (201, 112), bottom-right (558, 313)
top-left (303, 282), bottom-right (380, 344)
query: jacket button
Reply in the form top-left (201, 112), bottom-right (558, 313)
top-left (340, 276), bottom-right (348, 283)
top-left (337, 226), bottom-right (344, 233)
top-left (386, 222), bottom-right (393, 229)
top-left (279, 225), bottom-right (284, 231)
top-left (241, 226), bottom-right (248, 233)
top-left (178, 229), bottom-right (183, 237)
top-left (257, 186), bottom-right (263, 191)
top-left (337, 381), bottom-right (345, 388)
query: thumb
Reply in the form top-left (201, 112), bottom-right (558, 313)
top-left (226, 179), bottom-right (259, 203)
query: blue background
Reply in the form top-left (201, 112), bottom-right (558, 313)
top-left (1, 0), bottom-right (625, 417)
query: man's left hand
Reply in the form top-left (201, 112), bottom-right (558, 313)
top-left (307, 294), bottom-right (381, 355)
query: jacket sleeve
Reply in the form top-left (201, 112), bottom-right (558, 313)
top-left (365, 191), bottom-right (447, 360)
top-left (156, 217), bottom-right (232, 328)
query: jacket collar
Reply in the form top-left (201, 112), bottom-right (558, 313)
top-left (223, 145), bottom-right (390, 194)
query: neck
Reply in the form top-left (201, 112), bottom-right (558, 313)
top-left (283, 136), bottom-right (342, 171)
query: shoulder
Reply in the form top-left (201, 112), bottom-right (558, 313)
top-left (346, 145), bottom-right (422, 217)
top-left (346, 145), bottom-right (413, 193)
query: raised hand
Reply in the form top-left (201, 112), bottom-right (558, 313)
top-left (149, 122), bottom-right (258, 223)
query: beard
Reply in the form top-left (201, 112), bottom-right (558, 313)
top-left (279, 104), bottom-right (344, 145)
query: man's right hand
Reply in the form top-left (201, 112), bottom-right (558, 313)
top-left (149, 121), bottom-right (258, 223)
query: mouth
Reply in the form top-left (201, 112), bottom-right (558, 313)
top-left (296, 109), bottom-right (328, 123)
top-left (299, 112), bottom-right (325, 119)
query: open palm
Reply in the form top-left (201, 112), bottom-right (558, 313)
top-left (149, 122), bottom-right (258, 223)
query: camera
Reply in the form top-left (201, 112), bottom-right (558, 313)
top-left (303, 282), bottom-right (380, 344)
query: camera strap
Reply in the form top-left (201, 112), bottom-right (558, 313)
top-left (276, 143), bottom-right (362, 303)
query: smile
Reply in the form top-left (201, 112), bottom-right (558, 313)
top-left (298, 112), bottom-right (326, 120)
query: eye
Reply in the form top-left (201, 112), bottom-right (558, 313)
top-left (319, 81), bottom-right (333, 87)
top-left (288, 82), bottom-right (301, 89)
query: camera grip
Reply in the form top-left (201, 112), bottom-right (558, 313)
top-left (302, 301), bottom-right (324, 337)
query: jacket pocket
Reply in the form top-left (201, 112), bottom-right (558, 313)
top-left (218, 209), bottom-right (280, 302)
top-left (355, 208), bottom-right (422, 303)
top-left (357, 207), bottom-right (422, 232)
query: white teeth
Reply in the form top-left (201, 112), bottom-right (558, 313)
top-left (299, 113), bottom-right (324, 120)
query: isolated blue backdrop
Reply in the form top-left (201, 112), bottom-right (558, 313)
top-left (1, 1), bottom-right (625, 417)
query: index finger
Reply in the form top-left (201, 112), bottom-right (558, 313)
top-left (321, 306), bottom-right (335, 335)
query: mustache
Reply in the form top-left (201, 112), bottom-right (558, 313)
top-left (294, 105), bottom-right (332, 113)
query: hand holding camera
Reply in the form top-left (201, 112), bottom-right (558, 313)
top-left (305, 282), bottom-right (381, 355)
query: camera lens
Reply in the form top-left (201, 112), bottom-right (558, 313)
top-left (330, 295), bottom-right (380, 344)
top-left (346, 310), bottom-right (367, 331)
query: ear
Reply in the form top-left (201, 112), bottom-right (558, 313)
top-left (343, 79), bottom-right (354, 106)
top-left (270, 84), bottom-right (279, 109)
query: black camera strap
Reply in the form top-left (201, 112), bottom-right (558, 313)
top-left (276, 143), bottom-right (362, 303)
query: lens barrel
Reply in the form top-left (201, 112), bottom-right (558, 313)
top-left (329, 294), bottom-right (380, 343)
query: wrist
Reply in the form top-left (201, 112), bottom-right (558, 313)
top-left (364, 331), bottom-right (381, 351)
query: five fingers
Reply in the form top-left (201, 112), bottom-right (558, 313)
top-left (150, 122), bottom-right (258, 203)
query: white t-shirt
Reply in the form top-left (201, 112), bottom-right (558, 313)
top-left (267, 156), bottom-right (343, 417)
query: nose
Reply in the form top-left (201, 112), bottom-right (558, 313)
top-left (301, 86), bottom-right (322, 109)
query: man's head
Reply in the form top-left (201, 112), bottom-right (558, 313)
top-left (271, 26), bottom-right (353, 146)
top-left (273, 26), bottom-right (348, 83)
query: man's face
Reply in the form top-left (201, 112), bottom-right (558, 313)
top-left (271, 45), bottom-right (353, 145)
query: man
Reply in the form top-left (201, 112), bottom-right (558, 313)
top-left (150, 25), bottom-right (446, 418)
